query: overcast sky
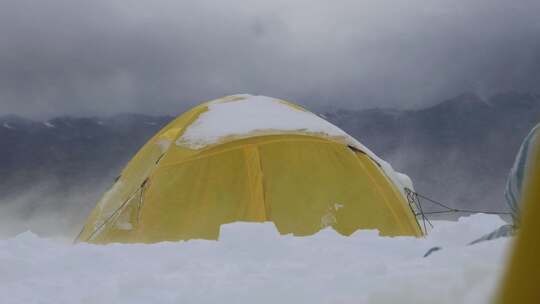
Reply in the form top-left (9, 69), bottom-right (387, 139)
top-left (1, 0), bottom-right (539, 118)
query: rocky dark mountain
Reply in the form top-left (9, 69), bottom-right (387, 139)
top-left (1, 91), bottom-right (539, 237)
top-left (0, 114), bottom-right (173, 237)
top-left (0, 114), bottom-right (172, 193)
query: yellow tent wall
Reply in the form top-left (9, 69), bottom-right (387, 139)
top-left (76, 96), bottom-right (422, 244)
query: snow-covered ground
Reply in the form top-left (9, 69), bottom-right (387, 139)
top-left (0, 214), bottom-right (512, 304)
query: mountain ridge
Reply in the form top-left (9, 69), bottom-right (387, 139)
top-left (1, 91), bottom-right (539, 237)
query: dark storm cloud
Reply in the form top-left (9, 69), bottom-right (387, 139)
top-left (1, 0), bottom-right (540, 117)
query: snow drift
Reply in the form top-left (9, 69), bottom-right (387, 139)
top-left (0, 214), bottom-right (511, 304)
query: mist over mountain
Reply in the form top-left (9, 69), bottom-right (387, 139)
top-left (0, 114), bottom-right (172, 237)
top-left (1, 91), bottom-right (538, 238)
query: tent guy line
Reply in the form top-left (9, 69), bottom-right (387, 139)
top-left (406, 188), bottom-right (512, 234)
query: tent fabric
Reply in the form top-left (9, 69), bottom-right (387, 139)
top-left (76, 95), bottom-right (422, 244)
top-left (497, 126), bottom-right (540, 304)
top-left (505, 123), bottom-right (540, 225)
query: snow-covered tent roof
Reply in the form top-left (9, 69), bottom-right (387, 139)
top-left (176, 94), bottom-right (413, 197)
top-left (178, 94), bottom-right (363, 149)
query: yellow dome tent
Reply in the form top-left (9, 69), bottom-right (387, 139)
top-left (76, 95), bottom-right (422, 244)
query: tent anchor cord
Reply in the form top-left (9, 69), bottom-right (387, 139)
top-left (75, 181), bottom-right (147, 243)
top-left (405, 189), bottom-right (433, 233)
top-left (73, 225), bottom-right (86, 244)
top-left (414, 191), bottom-right (513, 215)
top-left (405, 188), bottom-right (513, 234)
top-left (416, 191), bottom-right (433, 230)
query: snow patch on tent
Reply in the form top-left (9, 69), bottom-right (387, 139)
top-left (177, 94), bottom-right (414, 197)
top-left (0, 214), bottom-right (511, 304)
top-left (177, 94), bottom-right (354, 149)
top-left (156, 139), bottom-right (172, 153)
